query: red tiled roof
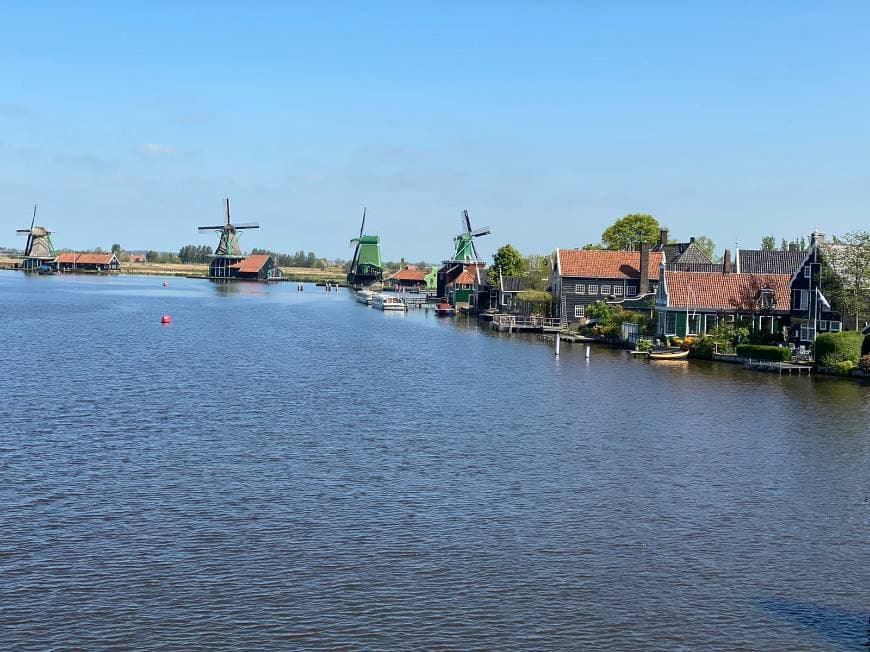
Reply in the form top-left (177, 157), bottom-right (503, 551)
top-left (664, 271), bottom-right (792, 311)
top-left (229, 254), bottom-right (271, 273)
top-left (390, 266), bottom-right (428, 281)
top-left (55, 252), bottom-right (116, 265)
top-left (453, 269), bottom-right (478, 284)
top-left (557, 249), bottom-right (663, 280)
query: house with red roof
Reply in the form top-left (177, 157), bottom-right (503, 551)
top-left (388, 265), bottom-right (435, 290)
top-left (552, 244), bottom-right (663, 323)
top-left (55, 252), bottom-right (121, 273)
top-left (654, 261), bottom-right (792, 339)
top-left (227, 254), bottom-right (283, 281)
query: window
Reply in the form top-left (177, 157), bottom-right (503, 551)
top-left (804, 266), bottom-right (811, 278)
top-left (574, 305), bottom-right (585, 318)
top-left (588, 284), bottom-right (599, 295)
top-left (760, 316), bottom-right (774, 333)
top-left (688, 314), bottom-right (700, 336)
top-left (829, 321), bottom-right (842, 332)
top-left (665, 312), bottom-right (677, 335)
top-left (798, 290), bottom-right (809, 311)
top-left (818, 320), bottom-right (828, 331)
top-left (574, 284), bottom-right (585, 294)
top-left (705, 314), bottom-right (718, 333)
top-left (626, 285), bottom-right (637, 296)
top-left (600, 284), bottom-right (611, 296)
top-left (800, 324), bottom-right (816, 342)
top-left (726, 314), bottom-right (735, 323)
top-left (613, 285), bottom-right (623, 296)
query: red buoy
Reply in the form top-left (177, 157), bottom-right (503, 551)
top-left (161, 314), bottom-right (172, 324)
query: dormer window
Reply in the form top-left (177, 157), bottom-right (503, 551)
top-left (757, 288), bottom-right (777, 311)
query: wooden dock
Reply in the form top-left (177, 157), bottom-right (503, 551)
top-left (491, 315), bottom-right (563, 333)
top-left (744, 361), bottom-right (813, 375)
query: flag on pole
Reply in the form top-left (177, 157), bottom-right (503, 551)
top-left (816, 287), bottom-right (831, 309)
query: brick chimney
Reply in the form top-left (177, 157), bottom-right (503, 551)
top-left (723, 248), bottom-right (731, 274)
top-left (639, 242), bottom-right (650, 295)
top-left (658, 228), bottom-right (669, 247)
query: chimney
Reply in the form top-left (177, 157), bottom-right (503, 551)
top-left (639, 242), bottom-right (650, 295)
top-left (810, 230), bottom-right (825, 246)
top-left (723, 248), bottom-right (731, 274)
top-left (690, 236), bottom-right (696, 244)
top-left (658, 228), bottom-right (669, 247)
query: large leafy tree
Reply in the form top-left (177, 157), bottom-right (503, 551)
top-left (488, 244), bottom-right (526, 285)
top-left (824, 231), bottom-right (870, 330)
top-left (601, 213), bottom-right (660, 250)
top-left (761, 236), bottom-right (776, 251)
top-left (693, 235), bottom-right (716, 261)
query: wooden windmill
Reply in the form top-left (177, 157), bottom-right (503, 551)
top-left (16, 204), bottom-right (57, 271)
top-left (346, 208), bottom-right (383, 288)
top-left (198, 198), bottom-right (259, 277)
top-left (449, 210), bottom-right (490, 283)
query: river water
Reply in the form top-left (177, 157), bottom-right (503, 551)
top-left (1, 271), bottom-right (868, 650)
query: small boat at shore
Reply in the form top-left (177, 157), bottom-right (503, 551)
top-left (434, 303), bottom-right (455, 316)
top-left (648, 349), bottom-right (689, 360)
top-left (372, 293), bottom-right (407, 311)
top-left (356, 289), bottom-right (375, 304)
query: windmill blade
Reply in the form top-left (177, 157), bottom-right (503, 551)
top-left (359, 207), bottom-right (366, 239)
top-left (471, 239), bottom-right (482, 264)
top-left (470, 226), bottom-right (491, 237)
top-left (16, 229), bottom-right (32, 235)
top-left (198, 225), bottom-right (226, 231)
top-left (31, 204), bottom-right (37, 230)
top-left (233, 222), bottom-right (259, 229)
top-left (463, 209), bottom-right (472, 234)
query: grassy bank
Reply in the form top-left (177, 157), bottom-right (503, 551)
top-left (0, 257), bottom-right (347, 283)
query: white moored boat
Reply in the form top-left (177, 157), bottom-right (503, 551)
top-left (356, 289), bottom-right (375, 304)
top-left (372, 293), bottom-right (407, 311)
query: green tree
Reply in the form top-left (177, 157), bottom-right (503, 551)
top-left (823, 231), bottom-right (870, 330)
top-left (581, 243), bottom-right (602, 250)
top-left (524, 253), bottom-right (551, 291)
top-left (488, 244), bottom-right (526, 285)
top-left (693, 235), bottom-right (716, 261)
top-left (761, 236), bottom-right (776, 251)
top-left (601, 213), bottom-right (660, 251)
top-left (111, 243), bottom-right (122, 255)
top-left (145, 250), bottom-right (160, 262)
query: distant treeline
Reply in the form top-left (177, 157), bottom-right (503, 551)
top-left (178, 245), bottom-right (213, 264)
top-left (250, 248), bottom-right (329, 269)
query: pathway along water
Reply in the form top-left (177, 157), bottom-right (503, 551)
top-left (1, 271), bottom-right (868, 650)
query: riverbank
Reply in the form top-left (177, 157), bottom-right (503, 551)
top-left (0, 257), bottom-right (347, 283)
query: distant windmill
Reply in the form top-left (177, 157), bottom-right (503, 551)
top-left (198, 198), bottom-right (258, 277)
top-left (16, 204), bottom-right (57, 270)
top-left (450, 210), bottom-right (491, 283)
top-left (346, 207), bottom-right (383, 288)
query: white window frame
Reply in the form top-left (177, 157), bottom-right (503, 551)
top-left (600, 284), bottom-right (611, 296)
top-left (829, 320), bottom-right (842, 332)
top-left (798, 290), bottom-right (809, 310)
top-left (726, 314), bottom-right (735, 323)
top-left (574, 304), bottom-right (584, 318)
top-left (574, 284), bottom-right (585, 294)
top-left (665, 312), bottom-right (677, 336)
top-left (705, 314), bottom-right (718, 333)
top-left (804, 266), bottom-right (811, 278)
top-left (687, 314), bottom-right (700, 336)
top-left (818, 320), bottom-right (828, 331)
top-left (626, 285), bottom-right (637, 296)
top-left (760, 315), bottom-right (774, 333)
top-left (613, 285), bottom-right (623, 296)
top-left (588, 284), bottom-right (599, 295)
top-left (800, 324), bottom-right (816, 341)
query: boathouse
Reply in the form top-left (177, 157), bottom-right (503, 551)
top-left (389, 265), bottom-right (430, 290)
top-left (552, 245), bottom-right (664, 323)
top-left (55, 252), bottom-right (121, 273)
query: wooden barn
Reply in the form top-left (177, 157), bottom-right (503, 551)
top-left (55, 252), bottom-right (121, 273)
top-left (227, 254), bottom-right (283, 281)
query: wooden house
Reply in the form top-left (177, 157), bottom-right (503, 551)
top-left (551, 245), bottom-right (664, 323)
top-left (654, 229), bottom-right (716, 270)
top-left (788, 232), bottom-right (846, 344)
top-left (389, 265), bottom-right (430, 290)
top-left (437, 262), bottom-right (488, 307)
top-left (55, 252), bottom-right (121, 273)
top-left (496, 276), bottom-right (529, 313)
top-left (655, 263), bottom-right (792, 339)
top-left (227, 254), bottom-right (283, 281)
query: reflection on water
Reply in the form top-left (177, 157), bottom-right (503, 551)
top-left (1, 271), bottom-right (868, 651)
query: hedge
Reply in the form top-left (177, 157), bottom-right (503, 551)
top-left (735, 344), bottom-right (791, 362)
top-left (814, 331), bottom-right (863, 367)
top-left (862, 333), bottom-right (870, 356)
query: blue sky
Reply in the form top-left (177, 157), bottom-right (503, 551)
top-left (2, 1), bottom-right (868, 261)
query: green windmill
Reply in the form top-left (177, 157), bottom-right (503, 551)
top-left (449, 210), bottom-right (491, 267)
top-left (198, 198), bottom-right (259, 278)
top-left (347, 208), bottom-right (383, 288)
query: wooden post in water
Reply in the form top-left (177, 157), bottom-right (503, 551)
top-left (585, 344), bottom-right (590, 359)
top-left (555, 333), bottom-right (560, 357)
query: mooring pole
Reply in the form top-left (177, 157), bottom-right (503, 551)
top-left (585, 344), bottom-right (590, 359)
top-left (555, 333), bottom-right (560, 357)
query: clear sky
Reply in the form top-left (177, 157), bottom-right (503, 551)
top-left (2, 1), bottom-right (868, 262)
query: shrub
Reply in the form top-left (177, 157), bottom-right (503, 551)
top-left (814, 332), bottom-right (863, 367)
top-left (859, 355), bottom-right (870, 373)
top-left (636, 339), bottom-right (652, 352)
top-left (832, 360), bottom-right (857, 376)
top-left (862, 334), bottom-right (870, 357)
top-left (736, 344), bottom-right (791, 362)
top-left (690, 337), bottom-right (716, 360)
